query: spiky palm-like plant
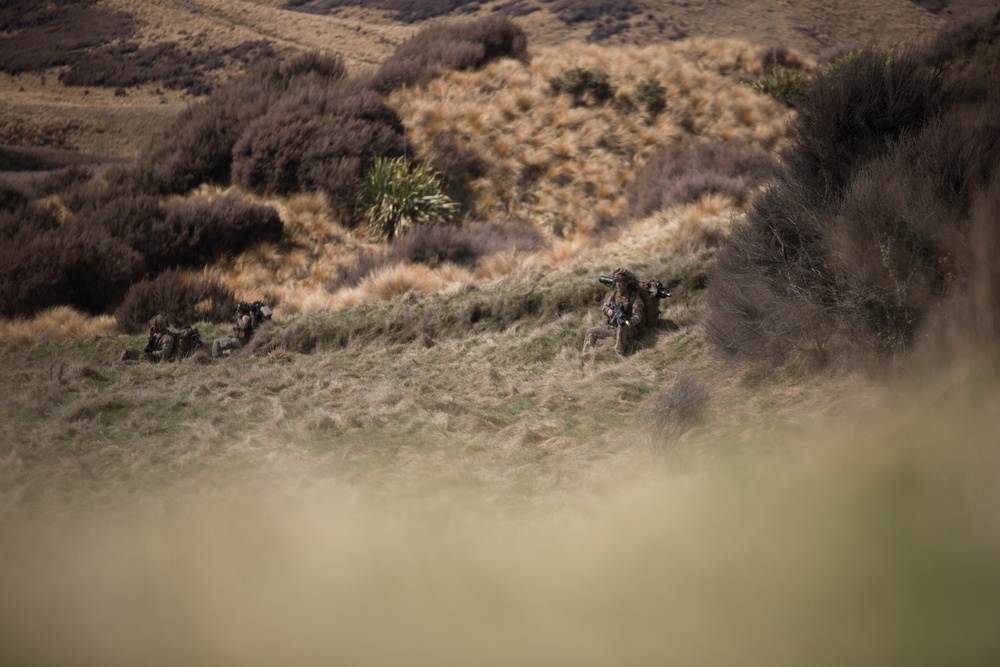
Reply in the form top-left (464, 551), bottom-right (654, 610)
top-left (356, 156), bottom-right (458, 242)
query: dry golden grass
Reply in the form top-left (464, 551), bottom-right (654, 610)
top-left (390, 39), bottom-right (795, 238)
top-left (0, 306), bottom-right (117, 344)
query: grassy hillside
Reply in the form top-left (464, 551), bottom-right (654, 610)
top-left (3, 4), bottom-right (1000, 665)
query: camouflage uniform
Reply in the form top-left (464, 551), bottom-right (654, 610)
top-left (582, 268), bottom-right (660, 356)
top-left (120, 315), bottom-right (176, 362)
top-left (212, 303), bottom-right (255, 358)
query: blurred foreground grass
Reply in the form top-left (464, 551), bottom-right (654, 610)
top-left (2, 273), bottom-right (999, 666)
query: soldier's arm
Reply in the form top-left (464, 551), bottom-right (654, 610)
top-left (631, 296), bottom-right (645, 327)
top-left (152, 333), bottom-right (175, 361)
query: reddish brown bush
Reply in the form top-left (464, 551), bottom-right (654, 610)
top-left (232, 83), bottom-right (409, 208)
top-left (114, 269), bottom-right (235, 334)
top-left (365, 14), bottom-right (528, 93)
top-left (134, 52), bottom-right (348, 196)
top-left (624, 140), bottom-right (775, 220)
top-left (706, 42), bottom-right (1000, 368)
top-left (60, 40), bottom-right (274, 95)
top-left (0, 0), bottom-right (131, 75)
top-left (86, 193), bottom-right (283, 273)
top-left (0, 205), bottom-right (144, 317)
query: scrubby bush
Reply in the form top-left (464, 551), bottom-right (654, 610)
top-left (83, 192), bottom-right (283, 273)
top-left (639, 373), bottom-right (710, 451)
top-left (0, 182), bottom-right (28, 211)
top-left (365, 14), bottom-right (528, 93)
top-left (422, 130), bottom-right (489, 211)
top-left (59, 40), bottom-right (274, 95)
top-left (624, 139), bottom-right (775, 220)
top-left (0, 205), bottom-right (144, 317)
top-left (549, 0), bottom-right (641, 25)
top-left (356, 156), bottom-right (458, 242)
top-left (114, 269), bottom-right (235, 333)
top-left (329, 218), bottom-right (547, 289)
top-left (135, 53), bottom-right (349, 196)
top-left (0, 0), bottom-right (132, 75)
top-left (232, 83), bottom-right (408, 207)
top-left (549, 67), bottom-right (616, 106)
top-left (707, 40), bottom-right (1000, 368)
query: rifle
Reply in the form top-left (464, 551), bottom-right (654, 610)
top-left (607, 300), bottom-right (631, 327)
top-left (140, 329), bottom-right (157, 359)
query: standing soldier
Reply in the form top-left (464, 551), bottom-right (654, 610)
top-left (582, 267), bottom-right (670, 356)
top-left (120, 315), bottom-right (176, 362)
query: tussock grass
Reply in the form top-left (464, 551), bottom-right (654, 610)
top-left (0, 306), bottom-right (116, 344)
top-left (391, 39), bottom-right (795, 238)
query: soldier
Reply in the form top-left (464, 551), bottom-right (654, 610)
top-left (120, 314), bottom-right (176, 362)
top-left (212, 301), bottom-right (259, 358)
top-left (582, 267), bottom-right (669, 356)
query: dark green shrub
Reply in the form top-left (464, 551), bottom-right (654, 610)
top-left (751, 64), bottom-right (810, 107)
top-left (549, 67), bottom-right (615, 106)
top-left (114, 269), bottom-right (235, 333)
top-left (634, 77), bottom-right (666, 116)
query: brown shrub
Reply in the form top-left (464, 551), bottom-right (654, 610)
top-left (624, 139), bottom-right (775, 221)
top-left (0, 0), bottom-right (132, 75)
top-left (0, 207), bottom-right (144, 318)
top-left (84, 192), bottom-right (283, 273)
top-left (639, 373), bottom-right (711, 451)
top-left (134, 52), bottom-right (348, 196)
top-left (285, 0), bottom-right (485, 23)
top-left (231, 82), bottom-right (409, 208)
top-left (0, 182), bottom-right (29, 212)
top-left (114, 269), bottom-right (235, 334)
top-left (365, 14), bottom-right (528, 93)
top-left (706, 42), bottom-right (1000, 368)
top-left (59, 40), bottom-right (275, 95)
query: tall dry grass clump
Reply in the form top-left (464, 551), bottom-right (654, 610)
top-left (390, 38), bottom-right (794, 238)
top-left (0, 306), bottom-right (116, 344)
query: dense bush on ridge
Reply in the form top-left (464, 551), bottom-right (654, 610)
top-left (232, 83), bottom-right (410, 210)
top-left (135, 53), bottom-right (350, 196)
top-left (0, 192), bottom-right (283, 319)
top-left (365, 14), bottom-right (528, 93)
top-left (707, 23), bottom-right (1000, 367)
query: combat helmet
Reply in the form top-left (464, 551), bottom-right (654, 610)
top-left (149, 314), bottom-right (170, 334)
